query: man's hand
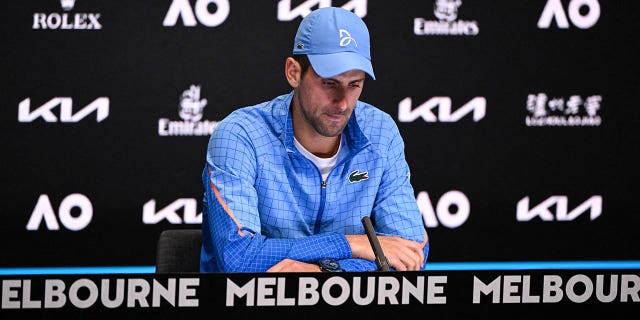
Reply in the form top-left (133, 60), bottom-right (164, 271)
top-left (267, 258), bottom-right (321, 272)
top-left (346, 234), bottom-right (425, 271)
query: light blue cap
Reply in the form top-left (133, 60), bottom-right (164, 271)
top-left (293, 7), bottom-right (375, 80)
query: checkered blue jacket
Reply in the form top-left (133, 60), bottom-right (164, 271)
top-left (200, 91), bottom-right (429, 272)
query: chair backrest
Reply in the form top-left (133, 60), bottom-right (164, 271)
top-left (155, 229), bottom-right (202, 273)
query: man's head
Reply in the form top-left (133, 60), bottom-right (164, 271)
top-left (292, 7), bottom-right (375, 80)
top-left (286, 7), bottom-right (373, 147)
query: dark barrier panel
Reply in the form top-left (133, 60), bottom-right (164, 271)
top-left (2, 270), bottom-right (639, 319)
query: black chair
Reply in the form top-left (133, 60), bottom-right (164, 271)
top-left (155, 229), bottom-right (202, 273)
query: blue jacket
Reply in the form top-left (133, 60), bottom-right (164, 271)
top-left (201, 91), bottom-right (429, 272)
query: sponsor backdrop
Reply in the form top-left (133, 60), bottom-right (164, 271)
top-left (2, 0), bottom-right (639, 270)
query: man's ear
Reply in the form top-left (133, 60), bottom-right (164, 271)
top-left (285, 57), bottom-right (301, 88)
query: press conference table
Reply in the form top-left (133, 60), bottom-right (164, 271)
top-left (1, 269), bottom-right (637, 319)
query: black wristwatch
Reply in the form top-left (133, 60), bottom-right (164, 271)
top-left (317, 258), bottom-right (344, 272)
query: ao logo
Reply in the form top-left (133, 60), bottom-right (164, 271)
top-left (277, 0), bottom-right (367, 21)
top-left (417, 191), bottom-right (470, 228)
top-left (163, 0), bottom-right (230, 27)
top-left (538, 0), bottom-right (600, 29)
top-left (26, 194), bottom-right (93, 231)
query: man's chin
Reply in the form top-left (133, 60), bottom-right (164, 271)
top-left (317, 124), bottom-right (346, 137)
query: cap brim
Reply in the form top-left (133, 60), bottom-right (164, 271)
top-left (308, 52), bottom-right (376, 80)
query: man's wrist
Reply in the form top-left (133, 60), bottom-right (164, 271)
top-left (317, 258), bottom-right (344, 272)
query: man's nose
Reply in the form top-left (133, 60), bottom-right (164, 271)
top-left (331, 88), bottom-right (348, 111)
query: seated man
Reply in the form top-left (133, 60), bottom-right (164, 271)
top-left (200, 7), bottom-right (429, 272)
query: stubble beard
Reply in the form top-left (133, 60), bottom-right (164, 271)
top-left (298, 97), bottom-right (349, 138)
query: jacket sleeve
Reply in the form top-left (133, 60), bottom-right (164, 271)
top-left (200, 119), bottom-right (353, 272)
top-left (339, 240), bottom-right (430, 272)
top-left (363, 116), bottom-right (430, 270)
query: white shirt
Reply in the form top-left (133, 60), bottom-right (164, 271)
top-left (294, 134), bottom-right (348, 181)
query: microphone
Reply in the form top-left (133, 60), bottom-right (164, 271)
top-left (361, 216), bottom-right (390, 271)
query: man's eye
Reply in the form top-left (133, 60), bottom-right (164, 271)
top-left (349, 83), bottom-right (361, 88)
top-left (323, 81), bottom-right (337, 87)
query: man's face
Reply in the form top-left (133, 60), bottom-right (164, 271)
top-left (296, 67), bottom-right (365, 137)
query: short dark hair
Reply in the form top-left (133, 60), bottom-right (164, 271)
top-left (293, 54), bottom-right (311, 78)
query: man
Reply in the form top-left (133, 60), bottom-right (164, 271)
top-left (200, 7), bottom-right (429, 272)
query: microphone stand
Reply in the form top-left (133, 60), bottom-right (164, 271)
top-left (361, 216), bottom-right (390, 271)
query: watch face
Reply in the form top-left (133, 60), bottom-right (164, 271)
top-left (319, 258), bottom-right (343, 272)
